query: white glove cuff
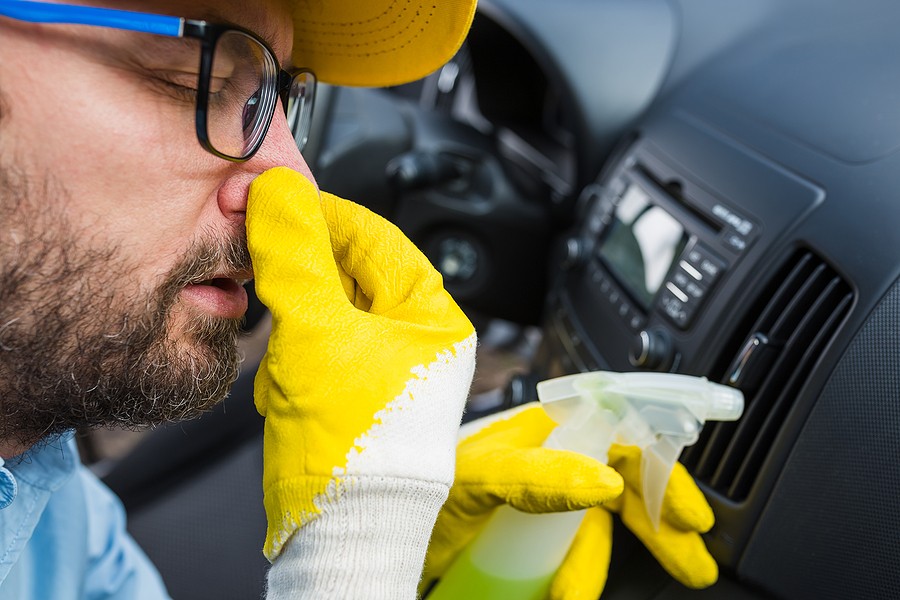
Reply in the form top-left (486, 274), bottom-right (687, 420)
top-left (265, 476), bottom-right (448, 599)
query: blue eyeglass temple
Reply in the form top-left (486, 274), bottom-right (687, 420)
top-left (0, 0), bottom-right (185, 37)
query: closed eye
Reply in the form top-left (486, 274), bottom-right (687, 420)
top-left (149, 75), bottom-right (199, 104)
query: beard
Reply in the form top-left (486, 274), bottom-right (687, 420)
top-left (0, 166), bottom-right (249, 448)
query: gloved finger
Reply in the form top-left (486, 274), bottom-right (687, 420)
top-left (608, 444), bottom-right (713, 532)
top-left (422, 406), bottom-right (620, 594)
top-left (659, 462), bottom-right (714, 532)
top-left (455, 409), bottom-right (623, 514)
top-left (247, 167), bottom-right (349, 310)
top-left (549, 508), bottom-right (613, 600)
top-left (319, 192), bottom-right (450, 320)
top-left (453, 446), bottom-right (624, 515)
top-left (424, 475), bottom-right (619, 595)
top-left (616, 485), bottom-right (718, 589)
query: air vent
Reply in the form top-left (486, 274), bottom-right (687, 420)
top-left (681, 249), bottom-right (853, 501)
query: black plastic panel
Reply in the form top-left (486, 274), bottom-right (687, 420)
top-left (740, 278), bottom-right (900, 599)
top-left (559, 120), bottom-right (825, 378)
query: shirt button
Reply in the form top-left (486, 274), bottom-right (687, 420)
top-left (0, 459), bottom-right (17, 509)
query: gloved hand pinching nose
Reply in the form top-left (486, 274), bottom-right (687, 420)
top-left (246, 167), bottom-right (476, 596)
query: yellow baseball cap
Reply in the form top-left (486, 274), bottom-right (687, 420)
top-left (288, 0), bottom-right (477, 88)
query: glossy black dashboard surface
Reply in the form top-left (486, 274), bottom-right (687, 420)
top-left (310, 1), bottom-right (900, 597)
top-left (528, 2), bottom-right (900, 598)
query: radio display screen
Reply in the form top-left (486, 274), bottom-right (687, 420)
top-left (597, 183), bottom-right (688, 309)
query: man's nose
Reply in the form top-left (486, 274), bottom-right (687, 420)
top-left (216, 105), bottom-right (318, 220)
top-left (250, 106), bottom-right (315, 177)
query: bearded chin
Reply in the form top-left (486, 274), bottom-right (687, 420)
top-left (76, 304), bottom-right (244, 431)
top-left (0, 168), bottom-right (246, 448)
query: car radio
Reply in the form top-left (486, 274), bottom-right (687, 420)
top-left (585, 154), bottom-right (758, 331)
top-left (557, 143), bottom-right (760, 372)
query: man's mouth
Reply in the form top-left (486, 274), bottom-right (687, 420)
top-left (181, 271), bottom-right (253, 319)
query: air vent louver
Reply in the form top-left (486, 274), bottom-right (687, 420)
top-left (681, 249), bottom-right (853, 501)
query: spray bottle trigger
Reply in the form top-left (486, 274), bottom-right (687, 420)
top-left (640, 433), bottom-right (691, 530)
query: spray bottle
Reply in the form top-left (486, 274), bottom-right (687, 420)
top-left (427, 370), bottom-right (744, 600)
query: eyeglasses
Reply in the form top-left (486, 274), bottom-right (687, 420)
top-left (0, 0), bottom-right (316, 162)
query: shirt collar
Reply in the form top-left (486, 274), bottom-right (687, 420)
top-left (1, 432), bottom-right (78, 503)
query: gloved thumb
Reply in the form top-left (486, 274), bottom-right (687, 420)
top-left (247, 167), bottom-right (349, 314)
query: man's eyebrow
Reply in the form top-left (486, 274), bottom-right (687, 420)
top-left (132, 35), bottom-right (200, 65)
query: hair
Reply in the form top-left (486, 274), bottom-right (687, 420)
top-left (0, 80), bottom-right (7, 124)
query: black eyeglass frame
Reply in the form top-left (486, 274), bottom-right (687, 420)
top-left (182, 20), bottom-right (315, 162)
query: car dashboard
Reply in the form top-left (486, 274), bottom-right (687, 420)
top-left (346, 0), bottom-right (900, 598)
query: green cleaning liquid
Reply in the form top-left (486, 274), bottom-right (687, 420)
top-left (426, 544), bottom-right (555, 600)
top-left (426, 505), bottom-right (585, 599)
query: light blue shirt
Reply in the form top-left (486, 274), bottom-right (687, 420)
top-left (0, 433), bottom-right (170, 599)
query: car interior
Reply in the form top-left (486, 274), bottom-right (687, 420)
top-left (84, 0), bottom-right (900, 598)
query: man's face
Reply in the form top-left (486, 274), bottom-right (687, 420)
top-left (0, 0), bottom-right (313, 451)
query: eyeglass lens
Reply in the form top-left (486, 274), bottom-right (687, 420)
top-left (207, 30), bottom-right (275, 158)
top-left (206, 30), bottom-right (315, 159)
top-left (285, 71), bottom-right (315, 151)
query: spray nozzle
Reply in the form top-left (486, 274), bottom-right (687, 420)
top-left (537, 371), bottom-right (744, 529)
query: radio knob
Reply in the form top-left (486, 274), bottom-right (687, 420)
top-left (560, 236), bottom-right (586, 270)
top-left (629, 329), bottom-right (674, 371)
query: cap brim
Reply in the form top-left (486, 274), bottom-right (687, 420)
top-left (289, 0), bottom-right (477, 88)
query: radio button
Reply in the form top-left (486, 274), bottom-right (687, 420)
top-left (628, 311), bottom-right (645, 332)
top-left (679, 260), bottom-right (704, 282)
top-left (685, 244), bottom-right (727, 285)
top-left (684, 280), bottom-right (706, 301)
top-left (722, 230), bottom-right (749, 254)
top-left (699, 256), bottom-right (725, 280)
top-left (659, 289), bottom-right (695, 329)
top-left (672, 269), bottom-right (692, 289)
top-left (665, 282), bottom-right (689, 304)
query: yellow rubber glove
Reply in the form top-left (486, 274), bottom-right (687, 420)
top-left (602, 444), bottom-right (718, 590)
top-left (422, 404), bottom-right (718, 600)
top-left (247, 168), bottom-right (476, 577)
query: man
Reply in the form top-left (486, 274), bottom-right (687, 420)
top-left (0, 0), bottom-right (718, 598)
